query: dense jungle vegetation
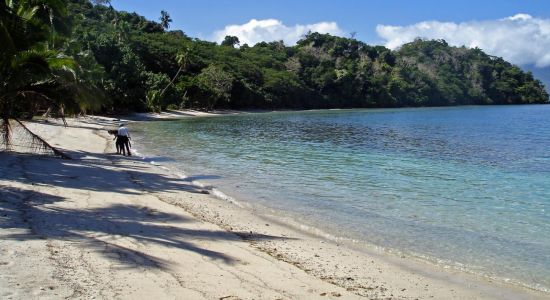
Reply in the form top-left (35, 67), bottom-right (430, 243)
top-left (2, 0), bottom-right (548, 123)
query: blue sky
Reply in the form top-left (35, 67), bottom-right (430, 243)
top-left (110, 0), bottom-right (549, 44)
top-left (109, 0), bottom-right (550, 80)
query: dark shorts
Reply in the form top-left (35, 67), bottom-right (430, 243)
top-left (118, 136), bottom-right (129, 144)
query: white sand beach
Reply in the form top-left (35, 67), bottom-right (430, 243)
top-left (0, 116), bottom-right (546, 299)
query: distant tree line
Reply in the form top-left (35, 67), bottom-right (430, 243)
top-left (64, 0), bottom-right (550, 112)
top-left (3, 0), bottom-right (548, 126)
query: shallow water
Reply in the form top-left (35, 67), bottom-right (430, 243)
top-left (132, 105), bottom-right (550, 292)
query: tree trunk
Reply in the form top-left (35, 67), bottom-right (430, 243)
top-left (1, 116), bottom-right (11, 151)
top-left (159, 66), bottom-right (183, 99)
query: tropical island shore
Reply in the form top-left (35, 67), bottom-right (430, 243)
top-left (0, 116), bottom-right (547, 300)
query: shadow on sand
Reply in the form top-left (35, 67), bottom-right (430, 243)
top-left (0, 152), bottom-right (293, 270)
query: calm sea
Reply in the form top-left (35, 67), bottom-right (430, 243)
top-left (132, 105), bottom-right (550, 292)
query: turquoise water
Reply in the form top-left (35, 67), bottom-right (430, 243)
top-left (132, 105), bottom-right (550, 292)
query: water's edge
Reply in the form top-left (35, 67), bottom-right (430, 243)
top-left (131, 139), bottom-right (548, 294)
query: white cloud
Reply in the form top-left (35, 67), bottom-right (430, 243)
top-left (212, 19), bottom-right (345, 46)
top-left (376, 14), bottom-right (550, 67)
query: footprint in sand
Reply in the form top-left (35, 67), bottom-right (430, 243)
top-left (1, 291), bottom-right (17, 298)
top-left (32, 285), bottom-right (56, 296)
top-left (2, 249), bottom-right (16, 256)
top-left (0, 261), bottom-right (14, 267)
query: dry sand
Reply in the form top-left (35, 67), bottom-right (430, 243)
top-left (0, 116), bottom-right (547, 299)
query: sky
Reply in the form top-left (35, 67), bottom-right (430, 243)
top-left (109, 0), bottom-right (550, 76)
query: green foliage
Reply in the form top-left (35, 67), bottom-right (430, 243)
top-left (221, 35), bottom-right (239, 47)
top-left (262, 69), bottom-right (308, 108)
top-left (196, 65), bottom-right (234, 110)
top-left (144, 71), bottom-right (170, 112)
top-left (61, 1), bottom-right (548, 113)
top-left (1, 0), bottom-right (547, 131)
top-left (1, 0), bottom-right (107, 123)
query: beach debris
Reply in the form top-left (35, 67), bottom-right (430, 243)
top-left (1, 119), bottom-right (71, 159)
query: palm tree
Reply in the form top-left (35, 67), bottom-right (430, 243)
top-left (158, 47), bottom-right (191, 99)
top-left (0, 0), bottom-right (92, 157)
top-left (159, 10), bottom-right (172, 30)
top-left (0, 45), bottom-right (79, 155)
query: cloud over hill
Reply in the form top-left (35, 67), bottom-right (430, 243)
top-left (376, 14), bottom-right (550, 68)
top-left (212, 19), bottom-right (345, 46)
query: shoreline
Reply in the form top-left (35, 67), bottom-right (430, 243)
top-left (124, 112), bottom-right (550, 297)
top-left (120, 105), bottom-right (550, 121)
top-left (130, 108), bottom-right (550, 295)
top-left (130, 125), bottom-right (549, 297)
top-left (0, 116), bottom-right (547, 299)
top-left (124, 109), bottom-right (276, 121)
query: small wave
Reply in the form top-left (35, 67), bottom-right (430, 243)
top-left (129, 123), bottom-right (550, 295)
top-left (135, 148), bottom-right (243, 207)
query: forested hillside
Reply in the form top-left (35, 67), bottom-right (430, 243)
top-left (3, 0), bottom-right (548, 120)
top-left (69, 0), bottom-right (549, 112)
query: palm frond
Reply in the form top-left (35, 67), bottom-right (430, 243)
top-left (10, 48), bottom-right (52, 72)
top-left (0, 2), bottom-right (28, 55)
top-left (48, 55), bottom-right (77, 78)
top-left (17, 5), bottom-right (39, 20)
top-left (0, 21), bottom-right (16, 57)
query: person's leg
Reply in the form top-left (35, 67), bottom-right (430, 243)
top-left (115, 138), bottom-right (120, 154)
top-left (125, 140), bottom-right (131, 156)
top-left (120, 137), bottom-right (127, 155)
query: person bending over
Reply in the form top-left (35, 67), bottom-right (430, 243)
top-left (117, 124), bottom-right (132, 156)
top-left (108, 129), bottom-right (121, 154)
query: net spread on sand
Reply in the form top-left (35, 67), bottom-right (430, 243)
top-left (0, 119), bottom-right (70, 158)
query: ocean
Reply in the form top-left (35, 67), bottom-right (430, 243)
top-left (132, 105), bottom-right (550, 292)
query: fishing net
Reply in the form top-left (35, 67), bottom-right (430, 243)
top-left (0, 119), bottom-right (70, 159)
